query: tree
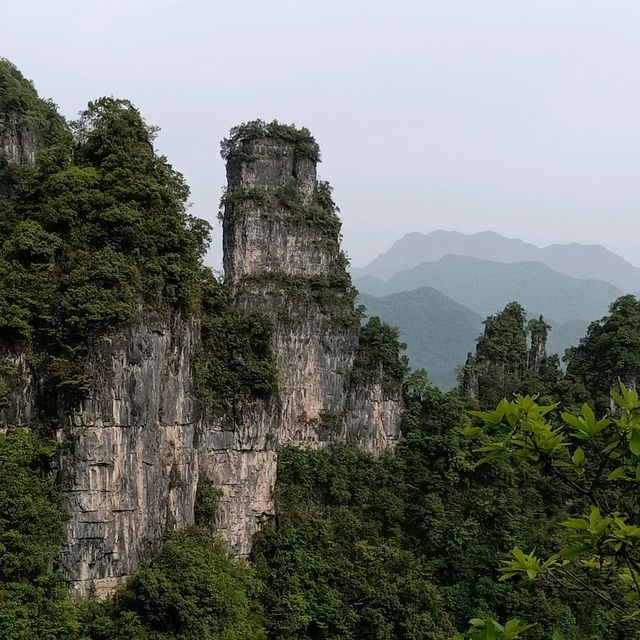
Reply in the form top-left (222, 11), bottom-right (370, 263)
top-left (563, 295), bottom-right (640, 412)
top-left (466, 386), bottom-right (640, 637)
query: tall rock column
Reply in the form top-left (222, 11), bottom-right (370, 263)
top-left (527, 316), bottom-right (550, 372)
top-left (222, 132), bottom-right (359, 440)
top-left (199, 124), bottom-right (404, 555)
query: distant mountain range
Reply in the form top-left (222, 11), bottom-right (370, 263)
top-left (355, 255), bottom-right (622, 324)
top-left (358, 281), bottom-right (592, 390)
top-left (353, 230), bottom-right (640, 292)
top-left (352, 231), bottom-right (636, 389)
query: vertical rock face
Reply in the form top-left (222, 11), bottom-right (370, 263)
top-left (462, 352), bottom-right (479, 400)
top-left (0, 126), bottom-right (404, 595)
top-left (0, 344), bottom-right (35, 428)
top-left (0, 114), bottom-right (38, 165)
top-left (208, 132), bottom-right (403, 555)
top-left (57, 312), bottom-right (201, 596)
top-left (527, 316), bottom-right (549, 372)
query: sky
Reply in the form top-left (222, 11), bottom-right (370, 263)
top-left (3, 0), bottom-right (640, 269)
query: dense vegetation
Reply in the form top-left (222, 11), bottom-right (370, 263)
top-left (358, 288), bottom-right (483, 389)
top-left (4, 293), bottom-right (638, 638)
top-left (0, 59), bottom-right (276, 415)
top-left (2, 61), bottom-right (640, 639)
top-left (220, 119), bottom-right (320, 162)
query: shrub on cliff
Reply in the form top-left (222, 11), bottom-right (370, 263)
top-left (220, 119), bottom-right (320, 162)
top-left (351, 316), bottom-right (409, 388)
top-left (87, 527), bottom-right (266, 640)
top-left (0, 430), bottom-right (81, 639)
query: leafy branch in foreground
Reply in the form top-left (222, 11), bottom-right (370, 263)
top-left (453, 617), bottom-right (532, 640)
top-left (465, 384), bottom-right (640, 631)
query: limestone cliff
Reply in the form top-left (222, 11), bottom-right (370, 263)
top-left (207, 131), bottom-right (403, 558)
top-left (1, 124), bottom-right (403, 596)
top-left (0, 113), bottom-right (38, 165)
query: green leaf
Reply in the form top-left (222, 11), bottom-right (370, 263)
top-left (630, 430), bottom-right (640, 457)
top-left (607, 466), bottom-right (626, 480)
top-left (572, 447), bottom-right (585, 465)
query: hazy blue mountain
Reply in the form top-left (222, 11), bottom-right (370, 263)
top-left (353, 230), bottom-right (640, 292)
top-left (358, 288), bottom-right (482, 389)
top-left (356, 255), bottom-right (622, 324)
top-left (546, 318), bottom-right (590, 359)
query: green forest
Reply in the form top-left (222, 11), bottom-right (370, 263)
top-left (2, 59), bottom-right (640, 639)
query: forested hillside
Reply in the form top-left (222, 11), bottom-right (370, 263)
top-left (355, 255), bottom-right (621, 323)
top-left (2, 59), bottom-right (640, 640)
top-left (355, 254), bottom-right (611, 388)
top-left (358, 288), bottom-right (482, 389)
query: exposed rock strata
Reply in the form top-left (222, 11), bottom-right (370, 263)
top-left (58, 312), bottom-right (200, 595)
top-left (1, 132), bottom-right (404, 596)
top-left (212, 135), bottom-right (403, 556)
top-left (0, 114), bottom-right (38, 165)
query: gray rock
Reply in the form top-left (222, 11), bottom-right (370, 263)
top-left (0, 114), bottom-right (38, 165)
top-left (1, 133), bottom-right (404, 596)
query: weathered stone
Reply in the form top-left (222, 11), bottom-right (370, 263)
top-left (215, 136), bottom-right (403, 555)
top-left (2, 131), bottom-right (404, 595)
top-left (0, 114), bottom-right (38, 165)
top-left (0, 344), bottom-right (35, 427)
top-left (462, 352), bottom-right (479, 400)
top-left (528, 316), bottom-right (549, 372)
top-left (57, 312), bottom-right (200, 597)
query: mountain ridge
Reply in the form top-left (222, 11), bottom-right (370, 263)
top-left (353, 230), bottom-right (640, 292)
top-left (355, 254), bottom-right (622, 324)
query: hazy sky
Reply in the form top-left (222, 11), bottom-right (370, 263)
top-left (4, 1), bottom-right (640, 269)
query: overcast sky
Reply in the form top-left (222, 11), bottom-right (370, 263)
top-left (4, 1), bottom-right (640, 269)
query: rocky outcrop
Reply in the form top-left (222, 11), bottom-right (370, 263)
top-left (0, 114), bottom-right (38, 165)
top-left (462, 352), bottom-right (479, 400)
top-left (527, 316), bottom-right (550, 372)
top-left (0, 127), bottom-right (404, 595)
top-left (462, 307), bottom-right (552, 402)
top-left (57, 312), bottom-right (200, 596)
top-left (213, 133), bottom-right (403, 555)
top-left (0, 344), bottom-right (35, 428)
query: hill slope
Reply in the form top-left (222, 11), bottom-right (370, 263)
top-left (356, 255), bottom-right (622, 324)
top-left (353, 230), bottom-right (640, 292)
top-left (358, 288), bottom-right (482, 389)
top-left (359, 286), bottom-right (591, 389)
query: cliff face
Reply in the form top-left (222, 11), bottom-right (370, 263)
top-left (0, 114), bottom-right (39, 165)
top-left (1, 129), bottom-right (403, 596)
top-left (57, 312), bottom-right (200, 595)
top-left (210, 135), bottom-right (403, 555)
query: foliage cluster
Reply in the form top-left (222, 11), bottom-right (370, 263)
top-left (0, 59), bottom-right (68, 148)
top-left (466, 388), bottom-right (640, 637)
top-left (0, 73), bottom-right (211, 405)
top-left (221, 179), bottom-right (342, 243)
top-left (562, 295), bottom-right (640, 412)
top-left (252, 444), bottom-right (456, 640)
top-left (0, 430), bottom-right (81, 639)
top-left (251, 379), bottom-right (627, 639)
top-left (351, 316), bottom-right (409, 388)
top-left (194, 275), bottom-right (278, 413)
top-left (81, 527), bottom-right (266, 640)
top-left (0, 430), bottom-right (264, 639)
top-left (220, 119), bottom-right (320, 162)
top-left (240, 268), bottom-right (359, 327)
top-left (468, 302), bottom-right (560, 409)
